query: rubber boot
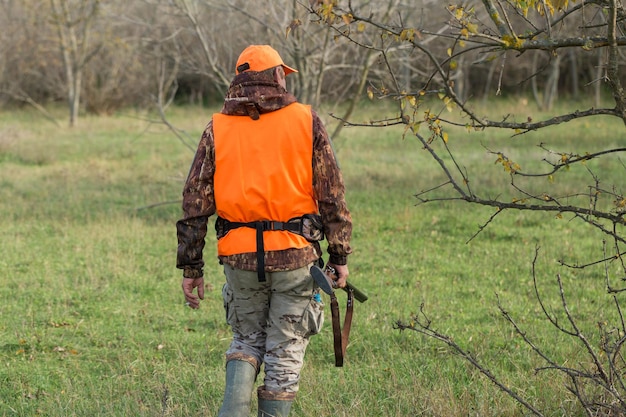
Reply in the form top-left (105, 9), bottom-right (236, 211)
top-left (257, 386), bottom-right (295, 417)
top-left (217, 360), bottom-right (258, 417)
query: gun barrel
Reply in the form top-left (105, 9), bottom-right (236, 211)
top-left (344, 282), bottom-right (368, 303)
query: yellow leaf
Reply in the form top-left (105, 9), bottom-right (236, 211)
top-left (400, 29), bottom-right (415, 42)
top-left (357, 22), bottom-right (366, 32)
top-left (445, 99), bottom-right (455, 112)
top-left (502, 34), bottom-right (514, 48)
top-left (447, 48), bottom-right (452, 57)
top-left (341, 13), bottom-right (353, 25)
top-left (320, 4), bottom-right (336, 22)
top-left (285, 19), bottom-right (302, 38)
top-left (554, 0), bottom-right (569, 10)
top-left (582, 39), bottom-right (594, 51)
top-left (442, 132), bottom-right (449, 143)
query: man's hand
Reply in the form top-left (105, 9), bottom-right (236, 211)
top-left (182, 277), bottom-right (205, 309)
top-left (327, 263), bottom-right (349, 289)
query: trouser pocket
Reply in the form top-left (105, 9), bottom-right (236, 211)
top-left (222, 283), bottom-right (236, 326)
top-left (296, 290), bottom-right (325, 337)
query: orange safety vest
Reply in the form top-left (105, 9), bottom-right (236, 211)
top-left (213, 102), bottom-right (318, 258)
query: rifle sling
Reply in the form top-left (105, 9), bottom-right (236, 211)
top-left (330, 288), bottom-right (354, 367)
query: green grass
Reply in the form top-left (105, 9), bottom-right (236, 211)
top-left (0, 101), bottom-right (624, 416)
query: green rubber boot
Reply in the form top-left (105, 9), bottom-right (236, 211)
top-left (257, 386), bottom-right (295, 417)
top-left (217, 360), bottom-right (258, 417)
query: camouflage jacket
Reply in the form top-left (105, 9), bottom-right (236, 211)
top-left (176, 71), bottom-right (352, 278)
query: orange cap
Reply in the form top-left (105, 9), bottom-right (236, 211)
top-left (235, 45), bottom-right (298, 75)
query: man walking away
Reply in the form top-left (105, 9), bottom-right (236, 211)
top-left (177, 44), bottom-right (353, 417)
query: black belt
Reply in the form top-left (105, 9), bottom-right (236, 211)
top-left (217, 219), bottom-right (301, 282)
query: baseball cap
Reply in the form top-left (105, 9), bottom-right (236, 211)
top-left (235, 45), bottom-right (298, 75)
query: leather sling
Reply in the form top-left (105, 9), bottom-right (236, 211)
top-left (330, 287), bottom-right (354, 367)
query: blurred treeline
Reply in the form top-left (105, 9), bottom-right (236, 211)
top-left (0, 0), bottom-right (610, 116)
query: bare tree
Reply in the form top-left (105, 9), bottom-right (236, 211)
top-left (48, 0), bottom-right (102, 127)
top-left (0, 0), bottom-right (61, 124)
top-left (310, 0), bottom-right (626, 414)
top-left (164, 0), bottom-right (371, 107)
top-left (2, 0), bottom-right (622, 121)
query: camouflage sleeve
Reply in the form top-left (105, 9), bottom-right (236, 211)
top-left (311, 110), bottom-right (353, 265)
top-left (176, 121), bottom-right (217, 278)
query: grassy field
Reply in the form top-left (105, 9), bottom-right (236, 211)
top-left (0, 100), bottom-right (624, 416)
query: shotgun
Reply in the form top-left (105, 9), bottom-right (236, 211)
top-left (310, 264), bottom-right (367, 366)
top-left (323, 265), bottom-right (368, 303)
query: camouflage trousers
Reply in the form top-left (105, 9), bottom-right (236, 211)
top-left (222, 263), bottom-right (324, 393)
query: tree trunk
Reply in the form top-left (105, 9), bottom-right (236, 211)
top-left (594, 49), bottom-right (604, 107)
top-left (482, 60), bottom-right (497, 102)
top-left (49, 0), bottom-right (99, 127)
top-left (568, 49), bottom-right (579, 99)
top-left (531, 53), bottom-right (542, 109)
top-left (543, 53), bottom-right (561, 111)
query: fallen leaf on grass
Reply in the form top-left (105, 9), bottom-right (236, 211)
top-left (53, 346), bottom-right (78, 355)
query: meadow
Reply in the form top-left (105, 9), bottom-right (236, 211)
top-left (0, 100), bottom-right (624, 416)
